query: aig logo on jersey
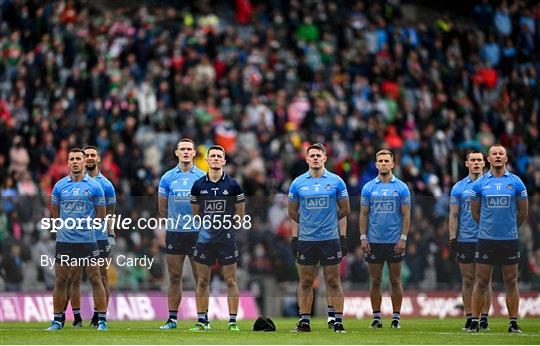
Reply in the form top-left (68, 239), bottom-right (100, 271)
top-left (204, 200), bottom-right (226, 213)
top-left (372, 200), bottom-right (396, 213)
top-left (305, 195), bottom-right (329, 209)
top-left (63, 200), bottom-right (86, 214)
top-left (486, 195), bottom-right (511, 208)
top-left (173, 190), bottom-right (190, 201)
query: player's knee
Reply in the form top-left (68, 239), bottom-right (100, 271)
top-left (87, 272), bottom-right (103, 287)
top-left (300, 277), bottom-right (314, 290)
top-left (370, 276), bottom-right (382, 287)
top-left (56, 276), bottom-right (69, 289)
top-left (197, 276), bottom-right (210, 289)
top-left (476, 277), bottom-right (490, 290)
top-left (169, 273), bottom-right (181, 286)
top-left (462, 275), bottom-right (474, 289)
top-left (101, 275), bottom-right (109, 287)
top-left (325, 276), bottom-right (341, 290)
top-left (224, 275), bottom-right (237, 288)
top-left (390, 276), bottom-right (401, 287)
top-left (503, 275), bottom-right (518, 287)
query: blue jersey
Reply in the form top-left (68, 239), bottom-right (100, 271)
top-left (470, 170), bottom-right (528, 240)
top-left (91, 172), bottom-right (116, 240)
top-left (288, 170), bottom-right (349, 241)
top-left (450, 176), bottom-right (481, 243)
top-left (159, 165), bottom-right (206, 232)
top-left (361, 176), bottom-right (411, 244)
top-left (190, 173), bottom-right (245, 243)
top-left (51, 173), bottom-right (105, 243)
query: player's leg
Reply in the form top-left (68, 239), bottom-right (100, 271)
top-left (480, 277), bottom-right (492, 330)
top-left (368, 262), bottom-right (384, 328)
top-left (47, 262), bottom-right (71, 330)
top-left (322, 264), bottom-right (345, 332)
top-left (325, 289), bottom-right (335, 328)
top-left (188, 255), bottom-right (206, 323)
top-left (86, 263), bottom-right (107, 330)
top-left (458, 262), bottom-right (475, 330)
top-left (469, 263), bottom-right (492, 332)
top-left (294, 264), bottom-right (317, 331)
top-left (69, 266), bottom-right (84, 327)
top-left (160, 254), bottom-right (184, 329)
top-left (192, 261), bottom-right (211, 330)
top-left (222, 263), bottom-right (240, 331)
top-left (388, 261), bottom-right (403, 328)
top-left (501, 264), bottom-right (521, 332)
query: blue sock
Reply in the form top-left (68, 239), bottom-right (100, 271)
top-left (300, 314), bottom-right (310, 324)
top-left (73, 308), bottom-right (81, 320)
top-left (98, 312), bottom-right (107, 322)
top-left (169, 310), bottom-right (177, 322)
top-left (61, 312), bottom-right (65, 322)
top-left (205, 310), bottom-right (208, 323)
top-left (229, 314), bottom-right (237, 323)
top-left (335, 312), bottom-right (343, 324)
top-left (480, 313), bottom-right (488, 322)
top-left (373, 310), bottom-right (381, 320)
top-left (197, 312), bottom-right (207, 324)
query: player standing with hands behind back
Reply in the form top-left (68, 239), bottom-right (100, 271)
top-left (448, 151), bottom-right (492, 331)
top-left (288, 143), bottom-right (350, 333)
top-left (359, 150), bottom-right (411, 329)
top-left (469, 144), bottom-right (528, 333)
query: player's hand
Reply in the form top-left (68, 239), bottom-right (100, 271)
top-left (340, 235), bottom-right (348, 257)
top-left (360, 239), bottom-right (371, 255)
top-left (291, 237), bottom-right (299, 258)
top-left (394, 239), bottom-right (406, 255)
top-left (449, 237), bottom-right (459, 252)
top-left (107, 235), bottom-right (116, 252)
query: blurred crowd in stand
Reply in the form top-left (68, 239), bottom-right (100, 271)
top-left (1, 0), bottom-right (539, 296)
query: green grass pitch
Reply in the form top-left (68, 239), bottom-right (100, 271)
top-left (1, 318), bottom-right (539, 344)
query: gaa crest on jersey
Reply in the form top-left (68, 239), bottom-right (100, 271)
top-left (506, 184), bottom-right (514, 190)
top-left (392, 191), bottom-right (398, 196)
top-left (325, 184), bottom-right (332, 191)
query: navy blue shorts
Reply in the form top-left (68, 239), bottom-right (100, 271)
top-left (55, 242), bottom-right (99, 264)
top-left (97, 239), bottom-right (110, 258)
top-left (165, 232), bottom-right (199, 256)
top-left (193, 241), bottom-right (238, 265)
top-left (364, 243), bottom-right (404, 264)
top-left (297, 239), bottom-right (342, 266)
top-left (456, 242), bottom-right (477, 264)
top-left (475, 239), bottom-right (520, 265)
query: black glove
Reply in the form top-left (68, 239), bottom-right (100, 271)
top-left (449, 238), bottom-right (459, 253)
top-left (340, 235), bottom-right (348, 257)
top-left (291, 237), bottom-right (299, 258)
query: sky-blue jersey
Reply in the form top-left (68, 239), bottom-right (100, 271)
top-left (91, 172), bottom-right (116, 240)
top-left (450, 176), bottom-right (481, 243)
top-left (470, 170), bottom-right (528, 240)
top-left (288, 169), bottom-right (349, 241)
top-left (190, 173), bottom-right (245, 243)
top-left (159, 165), bottom-right (206, 232)
top-left (51, 173), bottom-right (105, 243)
top-left (361, 176), bottom-right (411, 244)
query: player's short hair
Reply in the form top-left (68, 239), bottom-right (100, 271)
top-left (207, 145), bottom-right (225, 156)
top-left (176, 138), bottom-right (195, 149)
top-left (488, 144), bottom-right (507, 155)
top-left (375, 149), bottom-right (394, 159)
top-left (307, 143), bottom-right (326, 155)
top-left (68, 148), bottom-right (85, 156)
top-left (83, 145), bottom-right (99, 154)
top-left (465, 150), bottom-right (484, 160)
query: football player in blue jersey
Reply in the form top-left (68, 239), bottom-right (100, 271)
top-left (288, 143), bottom-right (350, 333)
top-left (158, 138), bottom-right (206, 330)
top-left (66, 146), bottom-right (117, 328)
top-left (189, 145), bottom-right (245, 332)
top-left (449, 150), bottom-right (492, 331)
top-left (359, 150), bottom-right (411, 329)
top-left (46, 148), bottom-right (108, 331)
top-left (469, 145), bottom-right (528, 333)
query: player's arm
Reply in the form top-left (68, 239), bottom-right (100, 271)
top-left (448, 204), bottom-right (460, 251)
top-left (158, 195), bottom-right (168, 219)
top-left (338, 216), bottom-right (347, 237)
top-left (51, 183), bottom-right (61, 218)
top-left (471, 200), bottom-right (480, 224)
top-left (95, 204), bottom-right (106, 219)
top-left (158, 174), bottom-right (169, 219)
top-left (190, 182), bottom-right (201, 216)
top-left (359, 205), bottom-right (370, 254)
top-left (288, 200), bottom-right (300, 223)
top-left (517, 198), bottom-right (528, 227)
top-left (337, 198), bottom-right (350, 221)
top-left (106, 185), bottom-right (117, 237)
top-left (234, 201), bottom-right (245, 218)
top-left (394, 203), bottom-right (410, 254)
